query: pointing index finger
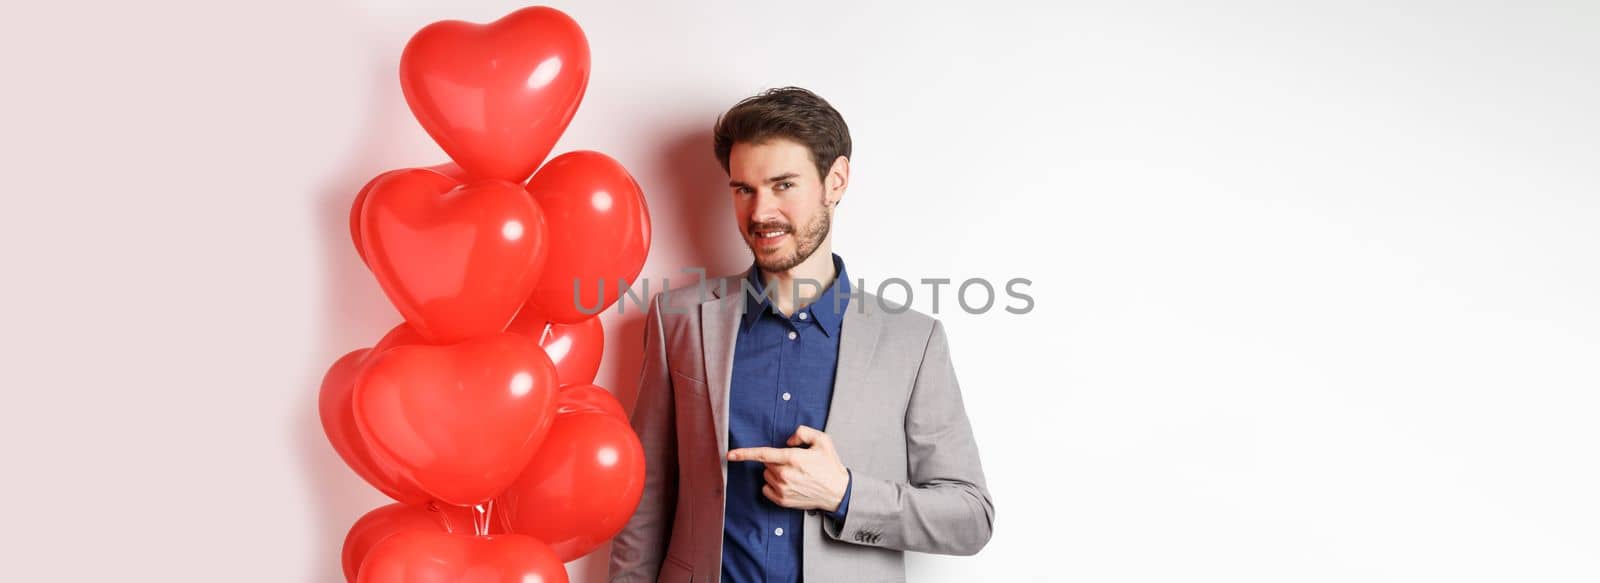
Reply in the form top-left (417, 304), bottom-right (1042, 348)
top-left (728, 447), bottom-right (790, 464)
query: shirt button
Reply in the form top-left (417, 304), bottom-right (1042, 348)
top-left (774, 527), bottom-right (785, 536)
top-left (798, 312), bottom-right (808, 320)
top-left (782, 392), bottom-right (791, 401)
top-left (787, 331), bottom-right (798, 340)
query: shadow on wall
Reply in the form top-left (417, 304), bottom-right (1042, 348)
top-left (656, 123), bottom-right (752, 283)
top-left (296, 78), bottom-right (748, 582)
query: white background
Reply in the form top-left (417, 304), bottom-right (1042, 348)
top-left (2, 1), bottom-right (1597, 581)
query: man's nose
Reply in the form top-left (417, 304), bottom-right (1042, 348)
top-left (749, 189), bottom-right (783, 222)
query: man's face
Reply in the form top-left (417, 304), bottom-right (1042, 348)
top-left (728, 138), bottom-right (834, 273)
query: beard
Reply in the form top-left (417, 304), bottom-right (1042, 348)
top-left (748, 201), bottom-right (831, 273)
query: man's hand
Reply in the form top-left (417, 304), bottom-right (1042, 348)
top-left (727, 425), bottom-right (850, 512)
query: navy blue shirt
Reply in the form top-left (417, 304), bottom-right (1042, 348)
top-left (722, 253), bottom-right (854, 583)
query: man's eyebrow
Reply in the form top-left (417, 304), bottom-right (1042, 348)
top-left (729, 172), bottom-right (800, 188)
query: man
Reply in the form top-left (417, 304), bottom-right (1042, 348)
top-left (609, 87), bottom-right (993, 583)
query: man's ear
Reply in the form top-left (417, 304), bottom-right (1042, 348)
top-left (826, 155), bottom-right (850, 206)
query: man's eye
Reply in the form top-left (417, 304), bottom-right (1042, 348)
top-left (735, 187), bottom-right (752, 195)
top-left (776, 182), bottom-right (794, 191)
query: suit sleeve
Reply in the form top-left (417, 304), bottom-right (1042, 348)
top-left (608, 294), bottom-right (679, 581)
top-left (822, 319), bottom-right (996, 555)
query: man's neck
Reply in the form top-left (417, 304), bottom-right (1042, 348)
top-left (757, 245), bottom-right (836, 317)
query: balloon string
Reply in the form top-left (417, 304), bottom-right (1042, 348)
top-left (473, 500), bottom-right (494, 537)
top-left (539, 321), bottom-right (554, 344)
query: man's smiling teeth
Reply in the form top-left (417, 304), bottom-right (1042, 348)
top-left (757, 230), bottom-right (787, 238)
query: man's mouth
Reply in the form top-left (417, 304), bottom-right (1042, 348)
top-left (752, 228), bottom-right (790, 247)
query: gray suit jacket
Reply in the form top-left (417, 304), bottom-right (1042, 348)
top-left (608, 272), bottom-right (995, 582)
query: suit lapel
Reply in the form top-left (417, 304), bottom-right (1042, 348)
top-left (824, 298), bottom-right (882, 437)
top-left (700, 273), bottom-right (884, 483)
top-left (700, 275), bottom-right (743, 484)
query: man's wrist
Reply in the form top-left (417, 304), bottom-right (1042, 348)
top-left (826, 468), bottom-right (853, 518)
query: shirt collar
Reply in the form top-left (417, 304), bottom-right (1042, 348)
top-left (740, 253), bottom-right (851, 336)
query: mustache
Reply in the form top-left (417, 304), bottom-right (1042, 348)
top-left (747, 221), bottom-right (792, 235)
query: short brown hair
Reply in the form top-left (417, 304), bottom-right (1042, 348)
top-left (713, 87), bottom-right (852, 183)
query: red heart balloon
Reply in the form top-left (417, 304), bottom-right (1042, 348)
top-left (401, 6), bottom-right (590, 183)
top-left (318, 348), bottom-right (430, 504)
top-left (421, 161), bottom-right (469, 181)
top-left (506, 305), bottom-right (605, 386)
top-left (377, 309), bottom-right (602, 387)
top-left (362, 174), bottom-right (549, 344)
top-left (354, 333), bottom-right (560, 506)
top-left (373, 321), bottom-right (429, 355)
top-left (556, 384), bottom-right (628, 421)
top-left (525, 151), bottom-right (652, 324)
top-left (342, 502), bottom-right (490, 583)
top-left (497, 409), bottom-right (644, 562)
top-left (357, 531), bottom-right (567, 583)
top-left (349, 167), bottom-right (458, 266)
